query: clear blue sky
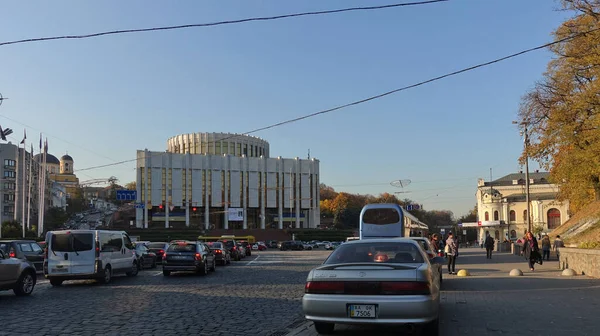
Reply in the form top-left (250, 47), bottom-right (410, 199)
top-left (0, 0), bottom-right (572, 217)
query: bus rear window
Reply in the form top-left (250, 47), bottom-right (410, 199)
top-left (362, 208), bottom-right (401, 224)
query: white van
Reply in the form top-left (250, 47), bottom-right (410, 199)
top-left (44, 230), bottom-right (138, 286)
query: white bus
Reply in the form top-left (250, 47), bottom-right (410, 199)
top-left (359, 203), bottom-right (405, 239)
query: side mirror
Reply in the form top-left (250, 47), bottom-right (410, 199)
top-left (431, 256), bottom-right (446, 265)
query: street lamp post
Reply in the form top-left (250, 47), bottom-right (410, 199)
top-left (513, 120), bottom-right (532, 233)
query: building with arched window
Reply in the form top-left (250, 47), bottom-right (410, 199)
top-left (467, 171), bottom-right (570, 242)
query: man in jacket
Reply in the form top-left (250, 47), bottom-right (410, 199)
top-left (553, 235), bottom-right (564, 261)
top-left (484, 233), bottom-right (495, 259)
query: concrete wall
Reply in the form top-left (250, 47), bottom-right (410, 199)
top-left (560, 248), bottom-right (600, 278)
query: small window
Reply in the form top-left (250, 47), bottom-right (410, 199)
top-left (51, 234), bottom-right (72, 252)
top-left (493, 211), bottom-right (499, 221)
top-left (484, 211), bottom-right (489, 221)
top-left (3, 171), bottom-right (16, 178)
top-left (31, 243), bottom-right (43, 253)
top-left (72, 233), bottom-right (94, 251)
top-left (509, 210), bottom-right (516, 222)
top-left (18, 243), bottom-right (33, 252)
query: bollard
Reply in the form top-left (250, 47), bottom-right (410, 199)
top-left (561, 269), bottom-right (577, 276)
top-left (456, 269), bottom-right (470, 277)
top-left (509, 269), bottom-right (523, 276)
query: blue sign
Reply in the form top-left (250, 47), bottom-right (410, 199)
top-left (116, 190), bottom-right (137, 201)
top-left (406, 204), bottom-right (421, 211)
top-left (89, 203), bottom-right (94, 208)
top-left (134, 203), bottom-right (145, 209)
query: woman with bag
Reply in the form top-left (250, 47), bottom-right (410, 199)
top-left (445, 232), bottom-right (458, 275)
top-left (521, 231), bottom-right (542, 271)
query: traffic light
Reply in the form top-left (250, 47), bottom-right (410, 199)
top-left (159, 204), bottom-right (163, 210)
top-left (192, 207), bottom-right (197, 212)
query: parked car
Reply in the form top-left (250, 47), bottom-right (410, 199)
top-left (44, 230), bottom-right (138, 286)
top-left (134, 243), bottom-right (157, 269)
top-left (0, 239), bottom-right (45, 274)
top-left (238, 241), bottom-right (252, 256)
top-left (207, 242), bottom-right (231, 266)
top-left (267, 240), bottom-right (279, 248)
top-left (162, 241), bottom-right (216, 276)
top-left (302, 242), bottom-right (314, 250)
top-left (218, 239), bottom-right (241, 261)
top-left (0, 249), bottom-right (37, 296)
top-left (302, 238), bottom-right (444, 335)
top-left (280, 241), bottom-right (304, 251)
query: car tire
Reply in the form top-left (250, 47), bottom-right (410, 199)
top-left (13, 270), bottom-right (36, 296)
top-left (314, 322), bottom-right (335, 334)
top-left (199, 261), bottom-right (208, 275)
top-left (226, 256), bottom-right (231, 265)
top-left (126, 261), bottom-right (139, 277)
top-left (151, 260), bottom-right (157, 269)
top-left (163, 270), bottom-right (171, 276)
top-left (423, 318), bottom-right (439, 336)
top-left (210, 259), bottom-right (216, 272)
top-left (49, 279), bottom-right (63, 287)
top-left (99, 266), bottom-right (112, 284)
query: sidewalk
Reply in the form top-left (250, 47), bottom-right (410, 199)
top-left (287, 248), bottom-right (600, 335)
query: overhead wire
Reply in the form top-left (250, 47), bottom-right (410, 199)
top-left (0, 1), bottom-right (448, 47)
top-left (72, 26), bottom-right (600, 173)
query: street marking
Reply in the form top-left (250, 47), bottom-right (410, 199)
top-left (246, 255), bottom-right (260, 265)
top-left (152, 271), bottom-right (163, 276)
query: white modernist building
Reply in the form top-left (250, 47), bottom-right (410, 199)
top-left (135, 133), bottom-right (320, 230)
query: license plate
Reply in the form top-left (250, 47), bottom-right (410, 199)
top-left (52, 268), bottom-right (68, 273)
top-left (170, 256), bottom-right (189, 260)
top-left (349, 304), bottom-right (376, 318)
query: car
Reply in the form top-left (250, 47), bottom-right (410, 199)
top-left (410, 237), bottom-right (443, 285)
top-left (0, 239), bottom-right (45, 274)
top-left (0, 249), bottom-right (37, 296)
top-left (302, 242), bottom-right (314, 250)
top-left (134, 243), bottom-right (158, 269)
top-left (162, 241), bottom-right (216, 276)
top-left (238, 241), bottom-right (252, 256)
top-left (44, 230), bottom-right (138, 286)
top-left (302, 238), bottom-right (444, 335)
top-left (206, 242), bottom-right (231, 266)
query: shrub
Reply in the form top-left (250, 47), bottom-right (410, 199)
top-left (578, 241), bottom-right (600, 249)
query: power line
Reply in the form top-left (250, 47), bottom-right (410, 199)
top-left (0, 1), bottom-right (448, 47)
top-left (74, 27), bottom-right (600, 173)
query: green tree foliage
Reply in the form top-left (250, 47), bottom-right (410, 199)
top-left (1, 220), bottom-right (37, 238)
top-left (67, 187), bottom-right (88, 215)
top-left (45, 207), bottom-right (69, 232)
top-left (125, 181), bottom-right (136, 190)
top-left (518, 1), bottom-right (600, 212)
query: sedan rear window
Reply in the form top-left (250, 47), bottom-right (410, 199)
top-left (147, 243), bottom-right (166, 249)
top-left (207, 242), bottom-right (223, 248)
top-left (167, 244), bottom-right (197, 252)
top-left (324, 242), bottom-right (424, 264)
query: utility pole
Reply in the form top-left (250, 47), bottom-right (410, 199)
top-left (513, 120), bottom-right (532, 233)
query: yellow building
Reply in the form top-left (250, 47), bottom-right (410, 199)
top-left (45, 154), bottom-right (79, 198)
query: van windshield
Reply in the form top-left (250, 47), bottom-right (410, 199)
top-left (51, 233), bottom-right (94, 252)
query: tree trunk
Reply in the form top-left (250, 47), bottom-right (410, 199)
top-left (592, 176), bottom-right (600, 201)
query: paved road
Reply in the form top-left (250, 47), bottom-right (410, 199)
top-left (288, 248), bottom-right (600, 336)
top-left (1, 250), bottom-right (331, 336)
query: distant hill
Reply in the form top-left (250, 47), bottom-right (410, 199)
top-left (550, 201), bottom-right (600, 245)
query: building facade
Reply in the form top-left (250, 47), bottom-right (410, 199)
top-left (468, 172), bottom-right (570, 241)
top-left (167, 132), bottom-right (270, 157)
top-left (135, 133), bottom-right (320, 230)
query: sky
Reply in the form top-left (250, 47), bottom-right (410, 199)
top-left (0, 0), bottom-right (573, 218)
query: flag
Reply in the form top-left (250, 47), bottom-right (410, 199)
top-left (39, 133), bottom-right (42, 150)
top-left (44, 138), bottom-right (48, 153)
top-left (20, 129), bottom-right (26, 144)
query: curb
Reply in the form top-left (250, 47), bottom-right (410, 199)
top-left (285, 321), bottom-right (313, 336)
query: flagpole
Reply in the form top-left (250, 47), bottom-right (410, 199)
top-left (37, 134), bottom-right (43, 237)
top-left (40, 138), bottom-right (48, 235)
top-left (21, 139), bottom-right (27, 237)
top-left (14, 142), bottom-right (20, 222)
top-left (27, 144), bottom-right (33, 230)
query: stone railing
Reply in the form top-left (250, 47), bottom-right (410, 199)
top-left (559, 248), bottom-right (600, 278)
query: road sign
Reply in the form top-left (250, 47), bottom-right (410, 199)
top-left (116, 190), bottom-right (136, 201)
top-left (406, 204), bottom-right (421, 211)
top-left (169, 205), bottom-right (175, 211)
top-left (134, 203), bottom-right (145, 209)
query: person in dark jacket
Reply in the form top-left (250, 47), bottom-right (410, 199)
top-left (484, 233), bottom-right (495, 259)
top-left (521, 231), bottom-right (542, 271)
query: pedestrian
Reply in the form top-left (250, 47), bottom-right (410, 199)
top-left (521, 231), bottom-right (542, 271)
top-left (553, 235), bottom-right (564, 261)
top-left (480, 237), bottom-right (484, 249)
top-left (431, 233), bottom-right (443, 256)
top-left (484, 233), bottom-right (495, 259)
top-left (541, 234), bottom-right (551, 261)
top-left (445, 232), bottom-right (458, 274)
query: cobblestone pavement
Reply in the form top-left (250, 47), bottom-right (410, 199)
top-left (288, 248), bottom-right (600, 336)
top-left (0, 249), bottom-right (332, 336)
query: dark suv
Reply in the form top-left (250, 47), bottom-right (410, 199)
top-left (162, 241), bottom-right (216, 276)
top-left (218, 239), bottom-right (241, 261)
top-left (279, 241), bottom-right (304, 251)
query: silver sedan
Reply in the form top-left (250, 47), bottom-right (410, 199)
top-left (302, 238), bottom-right (444, 335)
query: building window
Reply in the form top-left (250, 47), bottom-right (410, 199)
top-left (4, 159), bottom-right (16, 167)
top-left (509, 210), bottom-right (516, 222)
top-left (510, 230), bottom-right (517, 239)
top-left (547, 208), bottom-right (561, 230)
top-left (518, 179), bottom-right (525, 185)
top-left (493, 210), bottom-right (499, 221)
top-left (523, 210), bottom-right (528, 222)
top-left (484, 211), bottom-right (489, 221)
top-left (3, 171), bottom-right (16, 178)
top-left (3, 182), bottom-right (15, 190)
top-left (3, 194), bottom-right (15, 201)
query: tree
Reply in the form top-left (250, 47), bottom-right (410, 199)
top-left (67, 187), bottom-right (88, 215)
top-left (125, 181), bottom-right (136, 190)
top-left (518, 1), bottom-right (600, 212)
top-left (45, 207), bottom-right (69, 232)
top-left (319, 183), bottom-right (338, 201)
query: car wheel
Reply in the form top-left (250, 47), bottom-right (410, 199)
top-left (226, 256), bottom-right (231, 264)
top-left (100, 266), bottom-right (112, 284)
top-left (151, 259), bottom-right (157, 269)
top-left (49, 279), bottom-right (63, 287)
top-left (200, 261), bottom-right (208, 275)
top-left (126, 261), bottom-right (139, 277)
top-left (13, 271), bottom-right (36, 296)
top-left (423, 318), bottom-right (439, 336)
top-left (314, 322), bottom-right (335, 334)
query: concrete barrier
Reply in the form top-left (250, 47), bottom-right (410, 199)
top-left (559, 247), bottom-right (600, 278)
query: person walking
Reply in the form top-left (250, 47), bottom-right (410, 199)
top-left (541, 234), bottom-right (551, 261)
top-left (484, 233), bottom-right (495, 259)
top-left (445, 232), bottom-right (458, 275)
top-left (521, 231), bottom-right (542, 271)
top-left (553, 235), bottom-right (564, 262)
